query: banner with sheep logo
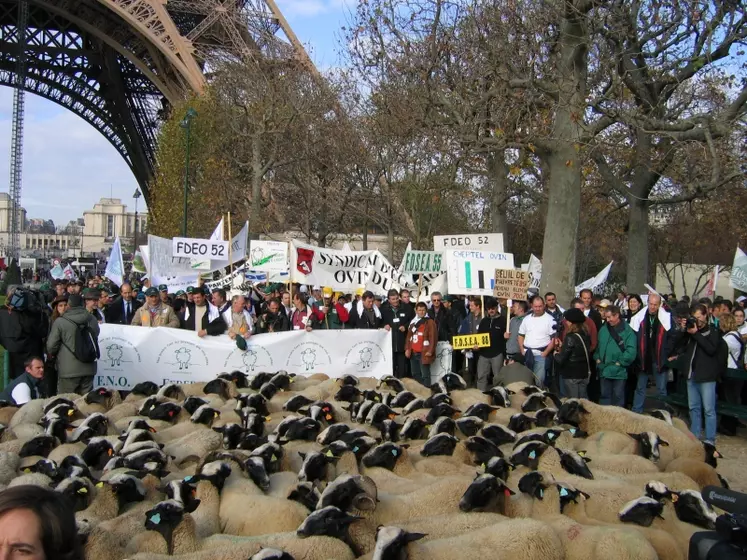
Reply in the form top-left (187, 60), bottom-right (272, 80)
top-left (94, 325), bottom-right (393, 390)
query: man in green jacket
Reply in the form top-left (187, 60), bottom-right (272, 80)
top-left (594, 305), bottom-right (636, 407)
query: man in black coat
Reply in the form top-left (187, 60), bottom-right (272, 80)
top-left (348, 291), bottom-right (383, 329)
top-left (181, 288), bottom-right (226, 337)
top-left (381, 289), bottom-right (415, 378)
top-left (0, 287), bottom-right (49, 379)
top-left (427, 292), bottom-right (455, 342)
top-left (580, 289), bottom-right (603, 331)
top-left (105, 283), bottom-right (142, 325)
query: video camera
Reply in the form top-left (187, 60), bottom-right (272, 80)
top-left (690, 486), bottom-right (747, 560)
top-left (7, 287), bottom-right (45, 313)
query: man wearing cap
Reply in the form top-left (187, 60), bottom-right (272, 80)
top-left (309, 286), bottom-right (322, 307)
top-left (158, 284), bottom-right (172, 307)
top-left (66, 279), bottom-right (83, 296)
top-left (106, 282), bottom-right (142, 325)
top-left (83, 288), bottom-right (105, 323)
top-left (313, 287), bottom-right (349, 330)
top-left (131, 287), bottom-right (180, 328)
top-left (475, 298), bottom-right (507, 391)
top-left (381, 289), bottom-right (415, 378)
top-left (183, 287), bottom-right (226, 337)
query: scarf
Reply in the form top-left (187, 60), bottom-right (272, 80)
top-left (356, 300), bottom-right (381, 320)
top-left (225, 309), bottom-right (253, 336)
top-left (183, 303), bottom-right (220, 323)
top-left (629, 306), bottom-right (671, 332)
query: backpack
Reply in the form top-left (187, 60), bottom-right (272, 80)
top-left (727, 332), bottom-right (745, 368)
top-left (62, 317), bottom-right (100, 363)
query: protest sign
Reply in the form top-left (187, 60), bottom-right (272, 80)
top-left (148, 235), bottom-right (194, 277)
top-left (452, 333), bottom-right (491, 351)
top-left (729, 248), bottom-right (747, 292)
top-left (94, 325), bottom-right (393, 389)
top-left (430, 342), bottom-right (453, 380)
top-left (575, 261), bottom-right (613, 294)
top-left (446, 249), bottom-right (514, 296)
top-left (210, 221), bottom-right (249, 271)
top-left (172, 237), bottom-right (229, 259)
top-left (526, 254), bottom-right (542, 291)
top-left (493, 269), bottom-right (530, 300)
top-left (434, 233), bottom-right (504, 253)
top-left (151, 275), bottom-right (199, 293)
top-left (402, 250), bottom-right (444, 274)
top-left (249, 240), bottom-right (288, 272)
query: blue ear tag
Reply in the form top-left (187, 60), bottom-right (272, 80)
top-left (539, 489), bottom-right (544, 499)
top-left (569, 428), bottom-right (577, 435)
top-left (391, 449), bottom-right (398, 456)
top-left (183, 476), bottom-right (194, 482)
top-left (529, 450), bottom-right (536, 460)
top-left (547, 433), bottom-right (555, 440)
top-left (560, 488), bottom-right (569, 497)
top-left (353, 446), bottom-right (359, 453)
top-left (149, 513), bottom-right (162, 524)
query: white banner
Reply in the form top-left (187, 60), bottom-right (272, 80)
top-left (151, 275), bottom-right (199, 294)
top-left (434, 233), bottom-right (504, 253)
top-left (148, 235), bottom-right (195, 278)
top-left (173, 238), bottom-right (229, 260)
top-left (249, 240), bottom-right (289, 272)
top-left (430, 341), bottom-right (454, 381)
top-left (446, 249), bottom-right (515, 296)
top-left (526, 254), bottom-right (542, 291)
top-left (94, 325), bottom-right (393, 389)
top-left (210, 221), bottom-right (249, 272)
top-left (730, 247), bottom-right (747, 292)
top-left (575, 261), bottom-right (613, 294)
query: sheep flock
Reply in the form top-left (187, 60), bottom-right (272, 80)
top-left (0, 370), bottom-right (734, 560)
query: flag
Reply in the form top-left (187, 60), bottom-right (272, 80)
top-left (104, 236), bottom-right (125, 286)
top-left (397, 242), bottom-right (412, 274)
top-left (527, 254), bottom-right (542, 290)
top-left (575, 262), bottom-right (613, 294)
top-left (63, 264), bottom-right (75, 280)
top-left (729, 247), bottom-right (747, 292)
top-left (210, 217), bottom-right (225, 241)
top-left (132, 249), bottom-right (147, 274)
top-left (341, 241), bottom-right (353, 252)
top-left (210, 221), bottom-right (249, 271)
top-left (703, 265), bottom-right (720, 298)
top-left (50, 264), bottom-right (64, 280)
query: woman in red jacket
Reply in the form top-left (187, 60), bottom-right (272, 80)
top-left (405, 302), bottom-right (438, 386)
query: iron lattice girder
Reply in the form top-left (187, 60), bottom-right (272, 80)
top-left (0, 0), bottom-right (313, 199)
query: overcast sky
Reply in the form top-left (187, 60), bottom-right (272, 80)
top-left (0, 0), bottom-right (351, 227)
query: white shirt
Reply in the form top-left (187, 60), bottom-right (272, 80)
top-left (11, 383), bottom-right (32, 406)
top-left (739, 324), bottom-right (747, 337)
top-left (724, 331), bottom-right (742, 369)
top-left (518, 312), bottom-right (556, 355)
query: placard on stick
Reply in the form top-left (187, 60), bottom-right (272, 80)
top-left (452, 333), bottom-right (491, 351)
top-left (494, 269), bottom-right (530, 301)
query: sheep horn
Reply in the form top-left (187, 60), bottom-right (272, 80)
top-left (353, 475), bottom-right (378, 511)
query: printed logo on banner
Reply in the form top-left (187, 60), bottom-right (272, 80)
top-left (156, 341), bottom-right (209, 374)
top-left (286, 342), bottom-right (331, 372)
top-left (344, 341), bottom-right (387, 371)
top-left (296, 248), bottom-right (314, 275)
top-left (223, 345), bottom-right (274, 372)
top-left (98, 336), bottom-right (142, 369)
top-left (436, 345), bottom-right (453, 373)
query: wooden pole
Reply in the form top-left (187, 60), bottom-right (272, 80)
top-left (417, 274), bottom-right (423, 303)
top-left (227, 212), bottom-right (233, 274)
top-left (506, 299), bottom-right (512, 332)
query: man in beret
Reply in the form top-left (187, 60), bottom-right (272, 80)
top-left (131, 287), bottom-right (180, 328)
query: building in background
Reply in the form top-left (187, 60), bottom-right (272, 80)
top-left (0, 192), bottom-right (27, 233)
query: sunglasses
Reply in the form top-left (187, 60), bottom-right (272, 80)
top-left (432, 299), bottom-right (441, 303)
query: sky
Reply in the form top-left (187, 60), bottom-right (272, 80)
top-left (0, 0), bottom-right (352, 227)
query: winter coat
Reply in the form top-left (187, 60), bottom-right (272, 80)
top-left (476, 316), bottom-right (507, 359)
top-left (0, 305), bottom-right (48, 363)
top-left (348, 303), bottom-right (382, 329)
top-left (428, 305), bottom-right (455, 342)
top-left (256, 312), bottom-right (290, 334)
top-left (381, 302), bottom-right (416, 353)
top-left (667, 325), bottom-right (721, 383)
top-left (313, 302), bottom-right (350, 330)
top-left (555, 331), bottom-right (592, 380)
top-left (46, 307), bottom-right (100, 380)
top-left (636, 313), bottom-right (670, 374)
top-left (131, 303), bottom-right (180, 328)
top-left (0, 371), bottom-right (43, 405)
top-left (594, 321), bottom-right (636, 380)
top-left (405, 317), bottom-right (438, 365)
top-left (181, 303), bottom-right (227, 335)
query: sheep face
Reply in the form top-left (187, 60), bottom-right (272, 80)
top-left (628, 431), bottom-right (669, 463)
top-left (521, 393), bottom-right (548, 413)
top-left (317, 423), bottom-right (351, 445)
top-left (400, 418), bottom-right (427, 440)
top-left (379, 419), bottom-right (400, 442)
top-left (440, 373), bottom-right (467, 391)
top-left (148, 402), bottom-right (181, 422)
top-left (534, 408), bottom-right (559, 428)
top-left (480, 424), bottom-right (516, 446)
top-left (22, 458), bottom-right (58, 480)
top-left (84, 388), bottom-right (113, 406)
top-left (420, 433), bottom-right (458, 457)
top-left (317, 474), bottom-right (378, 512)
top-left (483, 386), bottom-right (512, 408)
top-left (164, 480), bottom-right (200, 512)
top-left (270, 372), bottom-right (293, 390)
top-left (213, 423), bottom-right (246, 450)
top-left (377, 376), bottom-right (405, 393)
top-left (484, 457), bottom-right (514, 481)
top-left (182, 396), bottom-right (208, 415)
top-left (402, 398), bottom-right (424, 416)
top-left (557, 449), bottom-right (594, 480)
top-left (190, 404), bottom-right (220, 426)
top-left (508, 413), bottom-right (535, 434)
top-left (43, 398), bottom-right (75, 415)
top-left (19, 435), bottom-right (59, 458)
top-left (250, 372), bottom-right (274, 390)
top-left (158, 383), bottom-right (185, 400)
top-left (57, 477), bottom-right (94, 512)
top-left (218, 370), bottom-right (249, 388)
top-left (429, 416), bottom-right (456, 437)
top-left (374, 526), bottom-right (426, 559)
top-left (334, 385), bottom-right (361, 403)
top-left (80, 413), bottom-right (109, 438)
top-left (130, 381), bottom-right (159, 397)
top-left (296, 506), bottom-right (360, 540)
top-left (465, 436), bottom-right (502, 465)
top-left (339, 374), bottom-right (360, 387)
top-left (390, 391), bottom-right (417, 409)
top-left (288, 481), bottom-right (322, 512)
top-left (298, 451), bottom-right (336, 483)
top-left (644, 480), bottom-right (674, 502)
top-left (557, 483), bottom-right (590, 513)
top-left (203, 378), bottom-right (232, 400)
top-left (145, 500), bottom-right (191, 551)
top-left (196, 460), bottom-right (233, 491)
top-left (556, 399), bottom-right (589, 427)
top-left (618, 497), bottom-right (665, 527)
top-left (703, 441), bottom-right (722, 468)
top-left (672, 490), bottom-right (718, 530)
top-left (361, 443), bottom-right (404, 471)
top-left (259, 382), bottom-right (279, 401)
top-left (518, 471), bottom-right (553, 500)
top-left (456, 416), bottom-right (484, 437)
top-left (250, 548), bottom-right (296, 560)
top-left (462, 403), bottom-right (497, 422)
top-left (510, 441), bottom-right (548, 470)
top-left (459, 473), bottom-right (514, 512)
top-left (241, 393), bottom-right (270, 417)
top-left (425, 403), bottom-right (460, 425)
top-left (109, 474), bottom-right (147, 510)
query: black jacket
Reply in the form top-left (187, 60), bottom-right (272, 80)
top-left (180, 303), bottom-right (227, 336)
top-left (554, 331), bottom-right (592, 380)
top-left (0, 371), bottom-right (43, 405)
top-left (105, 297), bottom-right (142, 325)
top-left (349, 306), bottom-right (382, 329)
top-left (428, 305), bottom-right (455, 342)
top-left (380, 302), bottom-right (415, 353)
top-left (0, 306), bottom-right (48, 370)
top-left (667, 325), bottom-right (721, 383)
top-left (476, 316), bottom-right (507, 359)
top-left (587, 308), bottom-right (603, 332)
top-left (256, 312), bottom-right (290, 334)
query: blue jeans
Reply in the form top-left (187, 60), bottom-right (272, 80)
top-left (410, 354), bottom-right (431, 387)
top-left (687, 378), bottom-right (717, 443)
top-left (531, 354), bottom-right (546, 386)
top-left (632, 366), bottom-right (668, 413)
top-left (600, 378), bottom-right (626, 407)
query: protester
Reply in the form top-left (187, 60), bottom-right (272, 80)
top-left (475, 298), bottom-right (506, 391)
top-left (624, 294), bottom-right (643, 322)
top-left (256, 298), bottom-right (290, 333)
top-left (545, 292), bottom-right (564, 323)
top-left (631, 293), bottom-right (670, 413)
top-left (399, 289), bottom-right (414, 316)
top-left (719, 313), bottom-right (743, 436)
top-left (505, 299), bottom-right (528, 362)
top-left (105, 283), bottom-right (141, 325)
top-left (405, 302), bottom-right (437, 387)
top-left (182, 288), bottom-right (226, 337)
top-left (158, 284), bottom-right (172, 306)
top-left (0, 286), bottom-right (49, 379)
top-left (348, 290), bottom-right (382, 329)
top-left (595, 305), bottom-right (636, 407)
top-left (313, 287), bottom-right (350, 330)
top-left (554, 308), bottom-right (592, 398)
top-left (83, 288), bottom-right (105, 323)
top-left (443, 295), bottom-right (464, 373)
top-left (66, 280), bottom-right (82, 296)
top-left (290, 292), bottom-right (318, 331)
top-left (614, 290), bottom-right (628, 311)
top-left (131, 287), bottom-right (180, 328)
top-left (224, 294), bottom-right (254, 346)
top-left (518, 296), bottom-right (555, 385)
top-left (735, 307), bottom-right (747, 341)
top-left (381, 289), bottom-right (415, 378)
top-left (47, 293), bottom-right (100, 395)
top-left (281, 291), bottom-right (292, 317)
top-left (580, 288), bottom-right (603, 331)
top-left (457, 297), bottom-right (483, 386)
top-left (0, 356), bottom-right (45, 405)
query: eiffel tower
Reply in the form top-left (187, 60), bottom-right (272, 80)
top-left (0, 0), bottom-right (313, 200)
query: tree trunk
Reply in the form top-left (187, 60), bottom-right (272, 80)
top-left (487, 153), bottom-right (509, 243)
top-left (626, 197), bottom-right (649, 293)
top-left (249, 135), bottom-right (262, 240)
top-left (539, 7), bottom-right (589, 306)
top-left (363, 198), bottom-right (369, 250)
top-left (387, 226), bottom-right (394, 261)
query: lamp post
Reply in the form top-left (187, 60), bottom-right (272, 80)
top-left (133, 187), bottom-right (142, 254)
top-left (180, 108), bottom-right (197, 237)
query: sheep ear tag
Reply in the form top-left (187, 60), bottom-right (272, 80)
top-left (265, 416), bottom-right (272, 422)
top-left (528, 450), bottom-right (536, 460)
top-left (96, 482), bottom-right (104, 488)
top-left (538, 489), bottom-right (544, 499)
top-left (184, 476), bottom-right (194, 482)
top-left (149, 513), bottom-right (162, 525)
top-left (577, 450), bottom-right (586, 457)
top-left (391, 449), bottom-right (398, 456)
top-left (326, 415), bottom-right (333, 421)
top-left (78, 487), bottom-right (88, 494)
top-left (504, 488), bottom-right (513, 498)
top-left (23, 468), bottom-right (30, 474)
top-left (271, 455), bottom-right (277, 462)
top-left (559, 488), bottom-right (569, 498)
top-left (213, 412), bottom-right (219, 418)
top-left (569, 428), bottom-right (577, 435)
top-left (68, 409), bottom-right (75, 416)
top-left (671, 494), bottom-right (679, 503)
top-left (325, 450), bottom-right (334, 458)
top-left (547, 433), bottom-right (555, 440)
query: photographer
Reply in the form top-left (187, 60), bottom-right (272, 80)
top-left (0, 286), bottom-right (49, 379)
top-left (668, 304), bottom-right (720, 444)
top-left (256, 298), bottom-right (290, 334)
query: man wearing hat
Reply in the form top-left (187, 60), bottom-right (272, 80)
top-left (158, 284), bottom-right (172, 307)
top-left (66, 279), bottom-right (83, 296)
top-left (312, 287), bottom-right (349, 330)
top-left (182, 286), bottom-right (226, 337)
top-left (309, 286), bottom-right (322, 307)
top-left (131, 287), bottom-right (180, 328)
top-left (83, 288), bottom-right (105, 323)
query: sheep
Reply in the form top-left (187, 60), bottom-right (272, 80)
top-left (664, 457), bottom-right (723, 489)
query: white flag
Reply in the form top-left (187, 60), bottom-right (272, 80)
top-left (527, 254), bottom-right (542, 290)
top-left (397, 242), bottom-right (412, 274)
top-left (341, 241), bottom-right (353, 252)
top-left (729, 247), bottom-right (747, 292)
top-left (104, 236), bottom-right (125, 286)
top-left (63, 264), bottom-right (75, 280)
top-left (210, 217), bottom-right (225, 241)
top-left (575, 261), bottom-right (613, 294)
top-left (209, 221), bottom-right (249, 271)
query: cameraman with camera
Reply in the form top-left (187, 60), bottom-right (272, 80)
top-left (0, 286), bottom-right (50, 380)
top-left (668, 304), bottom-right (720, 445)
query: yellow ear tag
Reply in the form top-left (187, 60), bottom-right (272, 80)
top-left (671, 494), bottom-right (679, 503)
top-left (265, 416), bottom-right (272, 422)
top-left (374, 396), bottom-right (380, 402)
top-left (271, 455), bottom-right (277, 462)
top-left (78, 487), bottom-right (88, 494)
top-left (23, 468), bottom-right (30, 474)
top-left (290, 378), bottom-right (295, 383)
top-left (481, 463), bottom-right (486, 469)
top-left (325, 450), bottom-right (334, 458)
top-left (214, 412), bottom-right (219, 418)
top-left (577, 451), bottom-right (586, 457)
top-left (68, 410), bottom-right (75, 416)
top-left (96, 482), bottom-right (104, 488)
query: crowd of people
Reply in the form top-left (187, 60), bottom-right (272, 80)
top-left (1, 272), bottom-right (746, 445)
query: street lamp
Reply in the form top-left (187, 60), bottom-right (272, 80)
top-left (180, 108), bottom-right (198, 237)
top-left (133, 188), bottom-right (142, 253)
